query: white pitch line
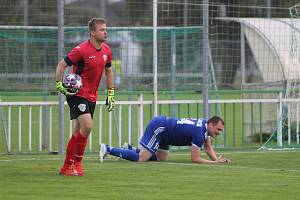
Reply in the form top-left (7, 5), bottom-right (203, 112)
top-left (0, 157), bottom-right (88, 162)
top-left (169, 150), bottom-right (300, 156)
top-left (1, 149), bottom-right (300, 162)
top-left (0, 156), bottom-right (115, 162)
top-left (161, 162), bottom-right (300, 173)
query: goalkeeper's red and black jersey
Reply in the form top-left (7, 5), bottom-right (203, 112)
top-left (64, 40), bottom-right (112, 102)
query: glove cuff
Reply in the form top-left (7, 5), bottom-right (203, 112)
top-left (56, 80), bottom-right (63, 87)
top-left (107, 88), bottom-right (115, 96)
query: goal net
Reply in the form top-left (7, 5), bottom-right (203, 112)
top-left (259, 3), bottom-right (300, 150)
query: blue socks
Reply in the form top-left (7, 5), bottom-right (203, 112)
top-left (107, 145), bottom-right (158, 162)
top-left (109, 147), bottom-right (139, 161)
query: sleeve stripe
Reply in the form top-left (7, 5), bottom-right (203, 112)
top-left (105, 62), bottom-right (111, 68)
top-left (64, 56), bottom-right (73, 66)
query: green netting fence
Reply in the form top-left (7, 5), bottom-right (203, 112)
top-left (0, 26), bottom-right (203, 95)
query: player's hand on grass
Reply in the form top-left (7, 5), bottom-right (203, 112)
top-left (106, 88), bottom-right (115, 112)
top-left (217, 155), bottom-right (231, 163)
top-left (56, 81), bottom-right (76, 96)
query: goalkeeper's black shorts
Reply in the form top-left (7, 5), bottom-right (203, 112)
top-left (66, 95), bottom-right (96, 120)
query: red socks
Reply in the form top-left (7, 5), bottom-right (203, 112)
top-left (63, 131), bottom-right (88, 166)
top-left (74, 132), bottom-right (88, 163)
top-left (63, 134), bottom-right (76, 166)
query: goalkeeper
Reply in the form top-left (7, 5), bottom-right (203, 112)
top-left (56, 17), bottom-right (115, 176)
top-left (99, 116), bottom-right (230, 164)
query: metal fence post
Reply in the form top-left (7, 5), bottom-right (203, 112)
top-left (277, 92), bottom-right (283, 147)
top-left (138, 94), bottom-right (144, 146)
top-left (202, 0), bottom-right (210, 119)
top-left (57, 0), bottom-right (64, 154)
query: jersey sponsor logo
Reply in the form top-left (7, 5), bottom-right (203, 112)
top-left (89, 55), bottom-right (96, 59)
top-left (78, 104), bottom-right (86, 112)
top-left (103, 54), bottom-right (107, 61)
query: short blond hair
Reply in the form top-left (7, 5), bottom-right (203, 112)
top-left (88, 17), bottom-right (107, 33)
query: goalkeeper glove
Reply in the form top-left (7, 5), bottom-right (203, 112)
top-left (105, 88), bottom-right (115, 112)
top-left (56, 81), bottom-right (76, 96)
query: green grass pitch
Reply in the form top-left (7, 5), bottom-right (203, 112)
top-left (0, 150), bottom-right (299, 200)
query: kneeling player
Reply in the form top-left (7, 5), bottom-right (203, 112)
top-left (99, 116), bottom-right (230, 164)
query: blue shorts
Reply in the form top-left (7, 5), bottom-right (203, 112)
top-left (139, 116), bottom-right (168, 154)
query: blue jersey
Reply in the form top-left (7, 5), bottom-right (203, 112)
top-left (140, 116), bottom-right (207, 154)
top-left (160, 116), bottom-right (207, 147)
